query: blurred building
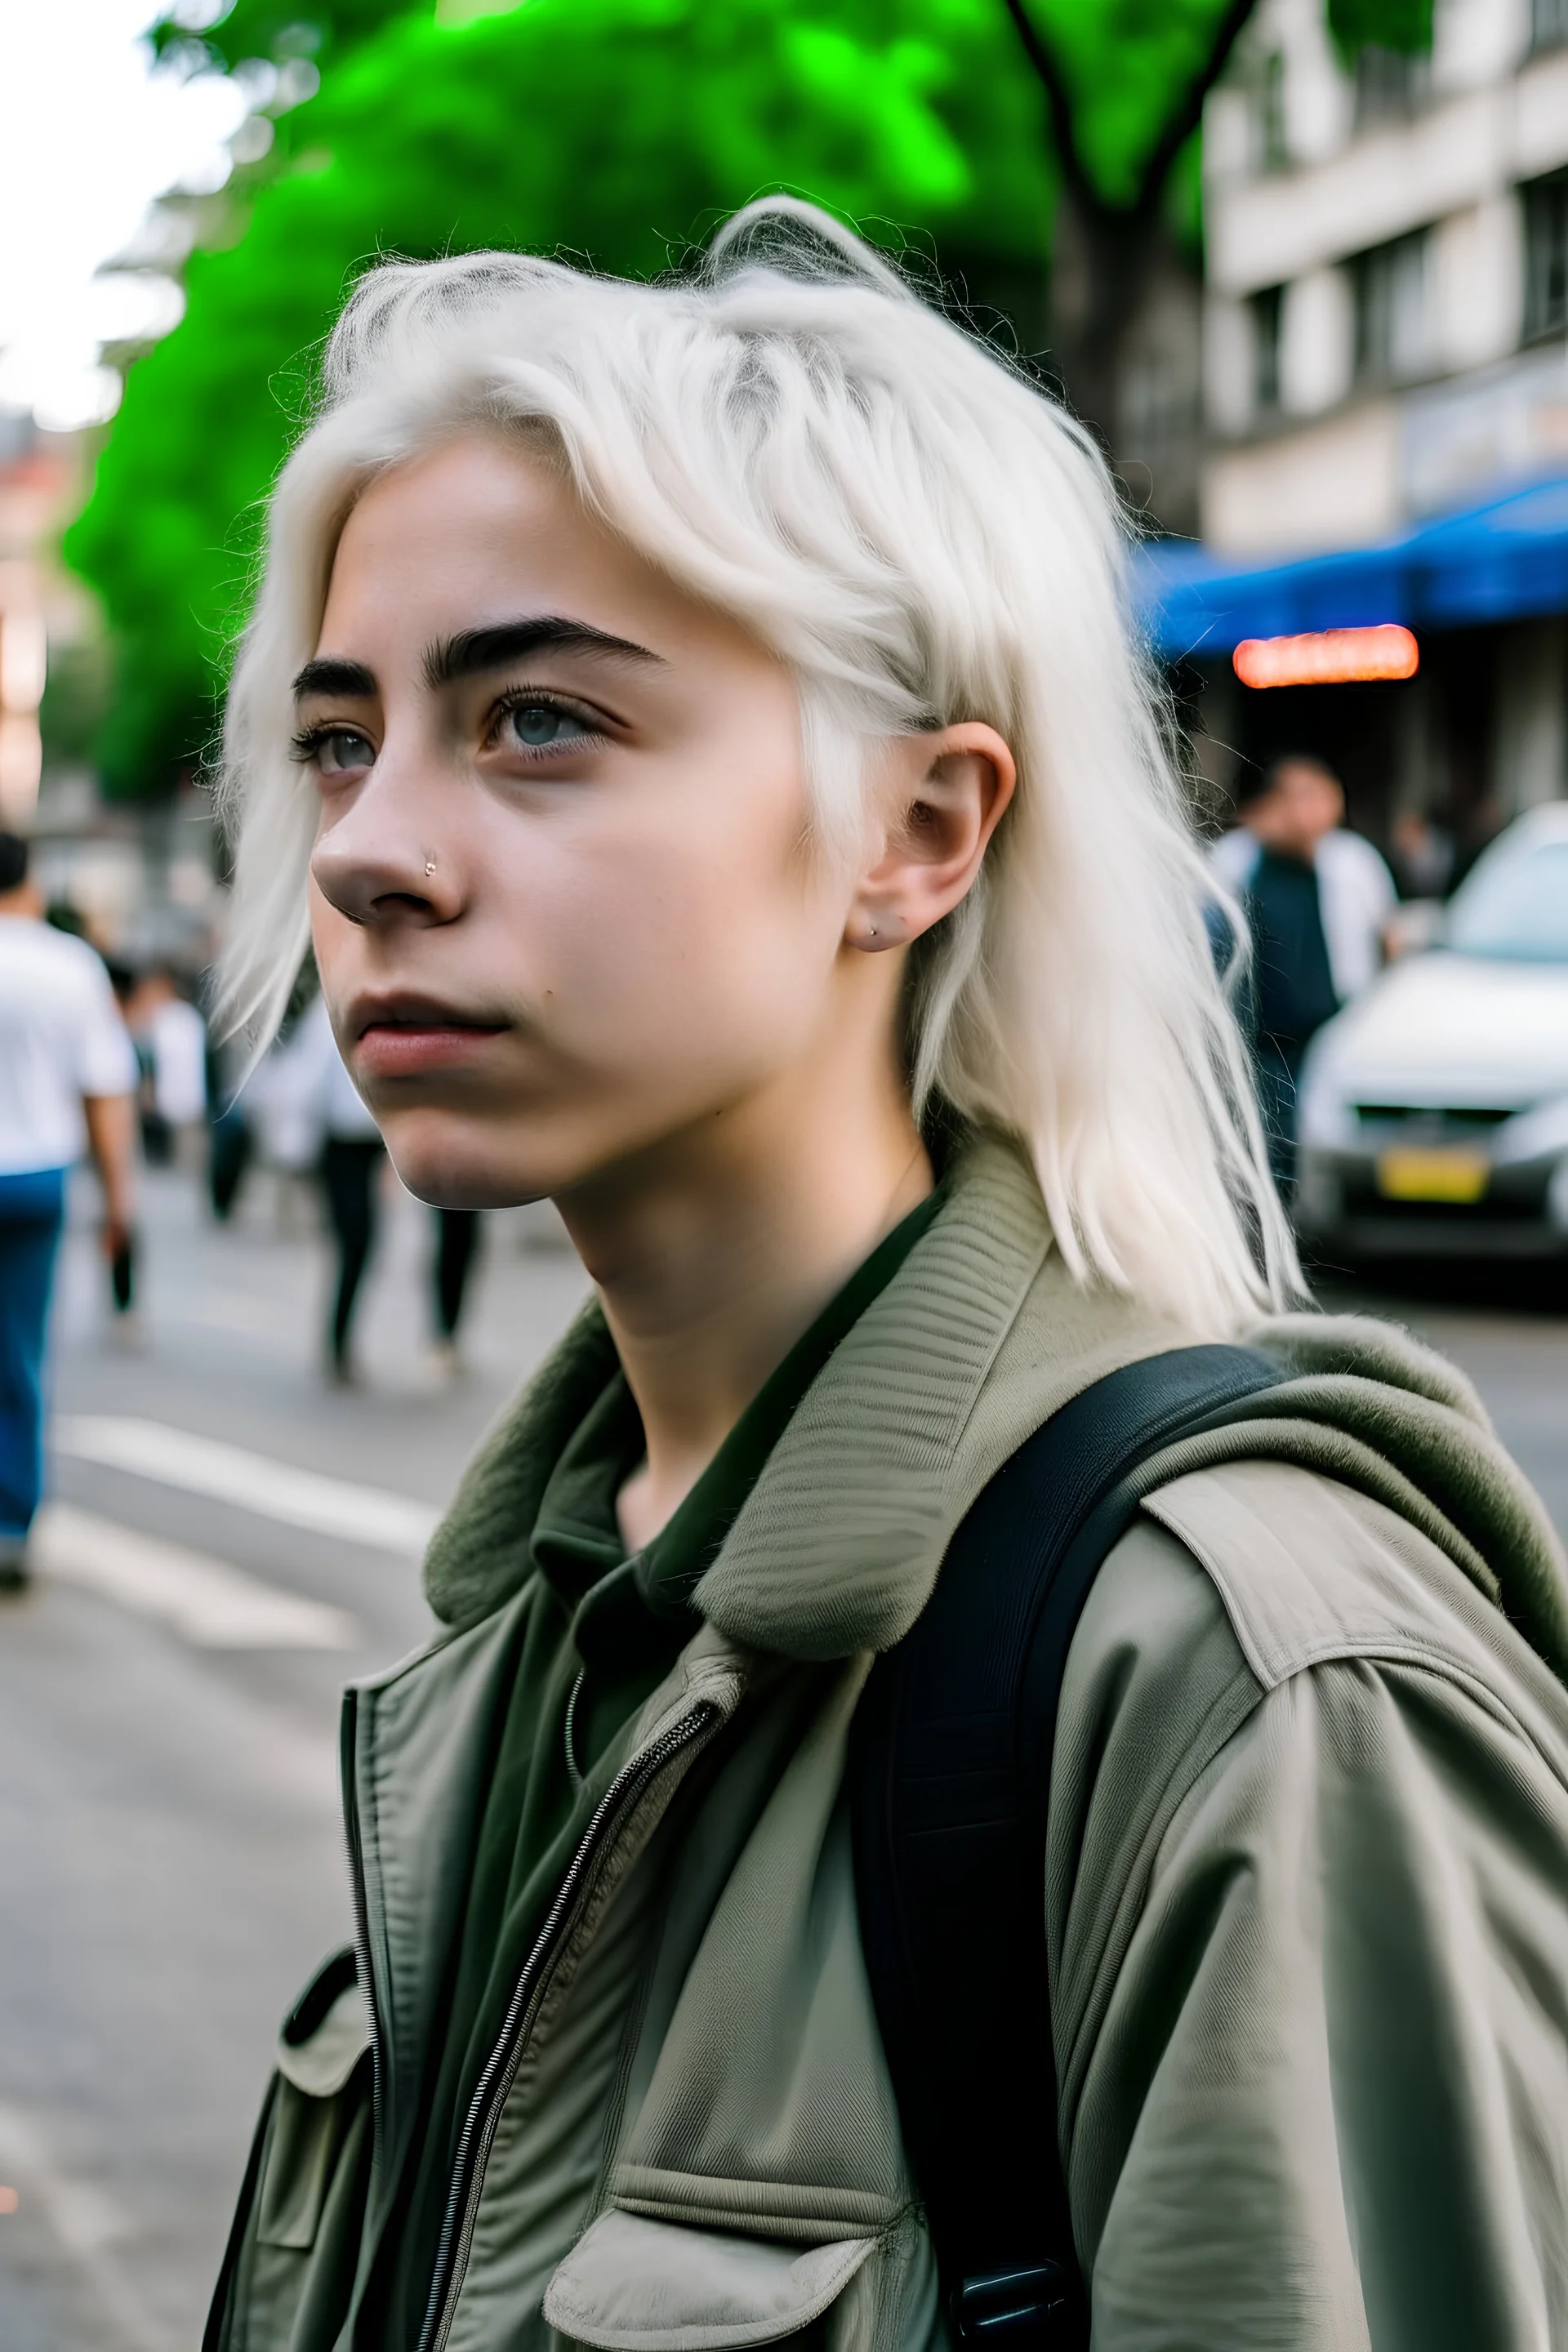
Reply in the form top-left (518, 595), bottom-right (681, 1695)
top-left (1155, 0), bottom-right (1568, 861)
top-left (0, 411), bottom-right (220, 965)
top-left (0, 414), bottom-right (55, 829)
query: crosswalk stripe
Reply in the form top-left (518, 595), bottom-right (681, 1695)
top-left (54, 1416), bottom-right (440, 1554)
top-left (33, 1504), bottom-right (359, 1650)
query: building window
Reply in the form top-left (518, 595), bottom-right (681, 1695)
top-left (1253, 284), bottom-right (1284, 414)
top-left (1524, 173), bottom-right (1568, 341)
top-left (1353, 45), bottom-right (1429, 130)
top-left (1258, 51), bottom-right (1288, 172)
top-left (1353, 231), bottom-right (1431, 383)
top-left (1531, 0), bottom-right (1568, 56)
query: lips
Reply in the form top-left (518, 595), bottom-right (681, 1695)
top-left (349, 993), bottom-right (510, 1079)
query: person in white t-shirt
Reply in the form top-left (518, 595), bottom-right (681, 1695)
top-left (0, 833), bottom-right (136, 1587)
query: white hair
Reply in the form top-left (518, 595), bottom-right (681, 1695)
top-left (219, 196), bottom-right (1297, 1332)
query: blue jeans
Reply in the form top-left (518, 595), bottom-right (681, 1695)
top-left (0, 1168), bottom-right (67, 1541)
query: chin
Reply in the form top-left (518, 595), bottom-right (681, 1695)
top-left (381, 1113), bottom-right (554, 1214)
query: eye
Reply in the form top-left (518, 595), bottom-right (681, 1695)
top-left (292, 724), bottom-right (376, 778)
top-left (314, 728), bottom-right (376, 777)
top-left (493, 697), bottom-right (598, 756)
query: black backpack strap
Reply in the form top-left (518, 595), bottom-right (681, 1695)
top-left (849, 1343), bottom-right (1287, 2348)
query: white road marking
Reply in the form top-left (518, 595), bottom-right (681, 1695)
top-left (33, 1504), bottom-right (359, 1650)
top-left (55, 1415), bottom-right (439, 1553)
top-left (0, 2105), bottom-right (130, 2252)
top-left (0, 2104), bottom-right (165, 2352)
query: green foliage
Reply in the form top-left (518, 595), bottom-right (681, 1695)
top-left (1327, 0), bottom-right (1432, 59)
top-left (39, 636), bottom-right (114, 770)
top-left (69, 0), bottom-right (1051, 795)
top-left (149, 0), bottom-right (406, 77)
top-left (1012, 0), bottom-right (1242, 208)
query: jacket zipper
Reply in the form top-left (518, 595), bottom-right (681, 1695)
top-left (340, 1690), bottom-right (384, 2160)
top-left (416, 1695), bottom-right (724, 2352)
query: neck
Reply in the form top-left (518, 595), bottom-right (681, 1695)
top-left (0, 884), bottom-right (40, 920)
top-left (557, 1028), bottom-right (932, 1552)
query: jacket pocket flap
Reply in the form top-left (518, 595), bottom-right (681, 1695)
top-left (275, 1957), bottom-right (369, 2100)
top-left (543, 2209), bottom-right (874, 2350)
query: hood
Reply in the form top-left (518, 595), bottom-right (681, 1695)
top-left (1308, 950), bottom-right (1568, 1108)
top-left (425, 1136), bottom-right (1568, 1681)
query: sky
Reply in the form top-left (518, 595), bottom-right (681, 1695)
top-left (0, 0), bottom-right (248, 431)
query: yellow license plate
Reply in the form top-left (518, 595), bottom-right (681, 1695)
top-left (1375, 1147), bottom-right (1490, 1204)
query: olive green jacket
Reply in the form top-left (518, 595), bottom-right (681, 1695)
top-left (212, 1137), bottom-right (1568, 2352)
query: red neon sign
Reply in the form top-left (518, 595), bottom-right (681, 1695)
top-left (1233, 624), bottom-right (1419, 688)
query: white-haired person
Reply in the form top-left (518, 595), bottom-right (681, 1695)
top-left (204, 204), bottom-right (1568, 2352)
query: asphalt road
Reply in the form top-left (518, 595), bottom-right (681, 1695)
top-left (1, 1167), bottom-right (1565, 2350)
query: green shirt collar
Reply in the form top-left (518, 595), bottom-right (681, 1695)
top-left (529, 1178), bottom-right (951, 1634)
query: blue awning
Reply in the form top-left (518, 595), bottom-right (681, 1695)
top-left (1136, 473), bottom-right (1568, 660)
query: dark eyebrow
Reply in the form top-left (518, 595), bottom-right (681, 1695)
top-left (292, 657), bottom-right (376, 701)
top-left (423, 617), bottom-right (663, 691)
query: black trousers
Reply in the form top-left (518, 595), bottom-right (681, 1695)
top-left (319, 1137), bottom-right (385, 1366)
top-left (434, 1209), bottom-right (482, 1339)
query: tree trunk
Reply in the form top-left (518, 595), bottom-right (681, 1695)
top-left (1047, 189), bottom-right (1162, 454)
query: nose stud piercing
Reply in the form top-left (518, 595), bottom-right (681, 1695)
top-left (424, 857), bottom-right (436, 877)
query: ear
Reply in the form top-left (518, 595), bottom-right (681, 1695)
top-left (845, 723), bottom-right (1017, 954)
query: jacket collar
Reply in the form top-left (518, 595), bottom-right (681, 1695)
top-left (692, 1134), bottom-right (1185, 1659)
top-left (424, 1129), bottom-right (1568, 1673)
top-left (423, 1300), bottom-right (618, 1631)
top-left (424, 1134), bottom-right (1184, 1658)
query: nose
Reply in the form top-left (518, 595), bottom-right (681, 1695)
top-left (310, 767), bottom-right (466, 929)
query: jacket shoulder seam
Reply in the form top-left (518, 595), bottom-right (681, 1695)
top-left (1274, 1645), bottom-right (1547, 1755)
top-left (1138, 1467), bottom-right (1495, 1694)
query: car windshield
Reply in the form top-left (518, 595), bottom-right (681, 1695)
top-left (1447, 840), bottom-right (1568, 963)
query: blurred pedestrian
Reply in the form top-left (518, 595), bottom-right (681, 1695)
top-left (430, 1207), bottom-right (482, 1378)
top-left (244, 1013), bottom-right (324, 1232)
top-left (291, 992), bottom-right (385, 1383)
top-left (0, 832), bottom-right (136, 1588)
top-left (105, 963), bottom-right (142, 1333)
top-left (1389, 808), bottom-right (1455, 901)
top-left (128, 968), bottom-right (208, 1170)
top-left (1210, 755), bottom-right (1396, 1185)
top-left (203, 1009), bottom-right (255, 1222)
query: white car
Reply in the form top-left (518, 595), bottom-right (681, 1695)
top-left (1296, 803), bottom-right (1568, 1258)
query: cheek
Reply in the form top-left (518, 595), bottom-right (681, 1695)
top-left (307, 876), bottom-right (350, 973)
top-left (501, 777), bottom-right (841, 1076)
top-left (307, 878), bottom-right (365, 1009)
